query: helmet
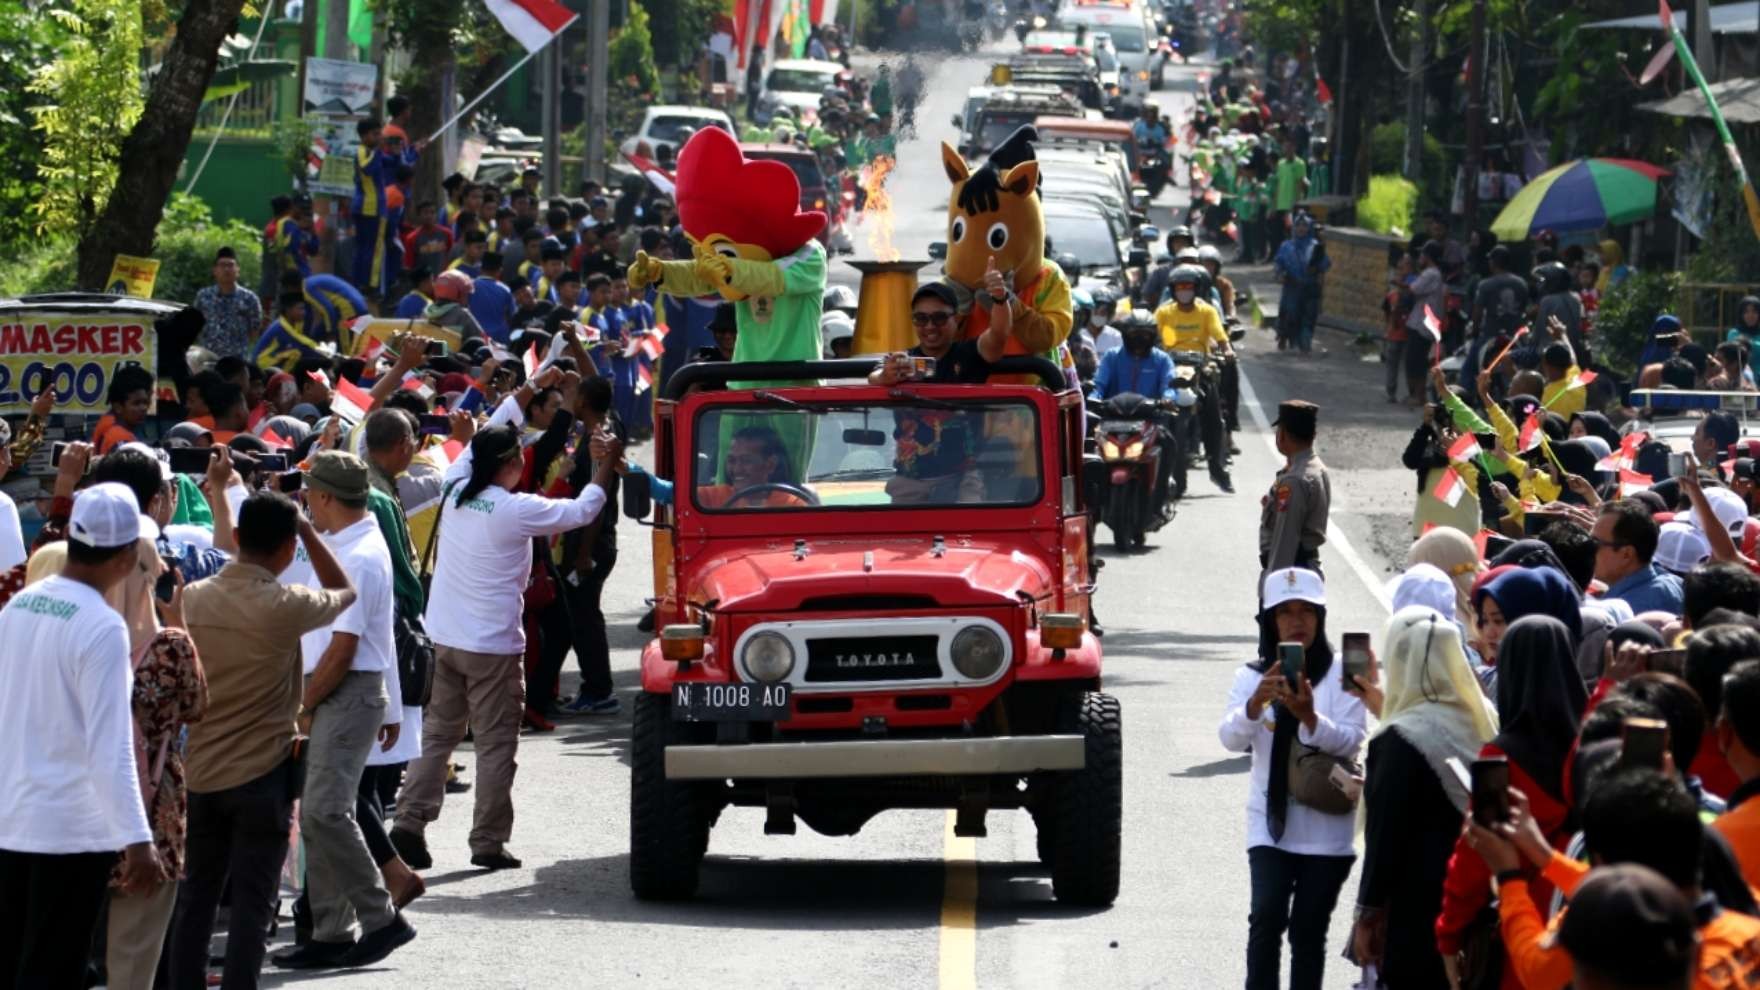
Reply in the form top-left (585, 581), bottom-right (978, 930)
top-left (1174, 247), bottom-right (1202, 265)
top-left (1089, 285), bottom-right (1118, 310)
top-left (1169, 264), bottom-right (1206, 288)
top-left (433, 269), bottom-right (474, 303)
top-left (1071, 288), bottom-right (1094, 311)
top-left (1533, 261), bottom-right (1571, 295)
top-left (1055, 251), bottom-right (1082, 283)
top-left (820, 311), bottom-right (855, 353)
top-left (1197, 245), bottom-right (1223, 268)
top-left (1166, 225), bottom-right (1194, 249)
top-left (1119, 311), bottom-right (1158, 336)
top-left (822, 284), bottom-right (859, 313)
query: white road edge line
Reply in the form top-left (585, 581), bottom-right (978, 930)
top-left (1238, 361), bottom-right (1394, 614)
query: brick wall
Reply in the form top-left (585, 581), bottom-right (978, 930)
top-left (1317, 226), bottom-right (1399, 337)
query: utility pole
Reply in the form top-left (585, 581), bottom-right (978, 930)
top-left (324, 0), bottom-right (350, 60)
top-left (541, 39), bottom-right (560, 196)
top-left (1691, 0), bottom-right (1714, 82)
top-left (1402, 0), bottom-right (1429, 182)
top-left (583, 0), bottom-right (610, 185)
top-left (1461, 0), bottom-right (1487, 229)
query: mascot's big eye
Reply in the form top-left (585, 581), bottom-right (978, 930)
top-left (950, 217), bottom-right (966, 242)
top-left (987, 223), bottom-right (1009, 251)
top-left (713, 243), bottom-right (740, 260)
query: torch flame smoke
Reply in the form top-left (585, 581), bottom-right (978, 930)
top-left (860, 155), bottom-right (900, 263)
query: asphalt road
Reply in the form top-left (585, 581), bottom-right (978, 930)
top-left (267, 44), bottom-right (1418, 990)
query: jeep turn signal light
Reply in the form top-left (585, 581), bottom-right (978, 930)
top-left (1040, 613), bottom-right (1084, 650)
top-left (661, 624), bottom-right (706, 661)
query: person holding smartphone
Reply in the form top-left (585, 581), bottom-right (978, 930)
top-left (1352, 606), bottom-right (1499, 987)
top-left (1218, 568), bottom-right (1367, 990)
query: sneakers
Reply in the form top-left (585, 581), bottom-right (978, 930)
top-left (445, 764), bottom-right (471, 794)
top-left (470, 849), bottom-right (523, 870)
top-left (563, 693), bottom-right (622, 716)
top-left (272, 939), bottom-right (353, 970)
top-left (388, 827), bottom-right (432, 870)
top-left (339, 913), bottom-right (417, 968)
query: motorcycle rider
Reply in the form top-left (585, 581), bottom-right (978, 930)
top-left (1154, 264), bottom-right (1234, 493)
top-left (1089, 312), bottom-right (1193, 517)
top-left (1132, 106), bottom-right (1171, 197)
top-left (1198, 244), bottom-right (1243, 438)
top-left (1085, 288), bottom-right (1124, 355)
top-left (1138, 225), bottom-right (1198, 310)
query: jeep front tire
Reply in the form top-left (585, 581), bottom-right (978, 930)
top-left (630, 692), bottom-right (709, 900)
top-left (1047, 691), bottom-right (1122, 906)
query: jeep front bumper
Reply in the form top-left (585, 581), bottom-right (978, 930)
top-left (664, 735), bottom-right (1086, 780)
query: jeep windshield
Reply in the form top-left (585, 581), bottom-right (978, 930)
top-left (690, 400), bottom-right (1042, 512)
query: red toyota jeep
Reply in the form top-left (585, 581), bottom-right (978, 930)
top-left (624, 357), bottom-right (1121, 906)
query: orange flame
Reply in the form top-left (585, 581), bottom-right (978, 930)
top-left (860, 154), bottom-right (900, 262)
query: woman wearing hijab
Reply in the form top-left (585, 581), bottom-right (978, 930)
top-left (1637, 314), bottom-right (1686, 373)
top-left (1218, 568), bottom-right (1368, 990)
top-left (1596, 238), bottom-right (1629, 293)
top-left (1406, 526), bottom-right (1482, 628)
top-left (1567, 411), bottom-right (1620, 448)
top-left (1726, 295), bottom-right (1760, 383)
top-left (1436, 615), bottom-right (1587, 989)
top-left (1353, 607), bottom-right (1499, 988)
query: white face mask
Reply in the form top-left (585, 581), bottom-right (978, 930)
top-left (1089, 313), bottom-right (1107, 327)
top-left (1175, 289), bottom-right (1197, 305)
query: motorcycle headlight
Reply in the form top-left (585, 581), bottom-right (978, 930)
top-left (741, 632), bottom-right (795, 683)
top-left (1125, 440), bottom-right (1144, 459)
top-left (1101, 438), bottom-right (1120, 459)
top-left (950, 625), bottom-right (1006, 680)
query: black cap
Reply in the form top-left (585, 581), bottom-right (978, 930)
top-left (709, 302), bottom-right (739, 333)
top-left (1273, 400), bottom-right (1319, 439)
top-left (912, 281), bottom-right (960, 310)
top-left (1736, 458), bottom-right (1760, 484)
top-left (1556, 864), bottom-right (1697, 986)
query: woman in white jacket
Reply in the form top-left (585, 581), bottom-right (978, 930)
top-left (1218, 567), bottom-right (1368, 990)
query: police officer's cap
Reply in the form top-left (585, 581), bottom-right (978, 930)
top-left (1273, 400), bottom-right (1319, 439)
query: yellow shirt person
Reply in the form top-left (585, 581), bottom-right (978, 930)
top-left (1155, 297), bottom-right (1227, 353)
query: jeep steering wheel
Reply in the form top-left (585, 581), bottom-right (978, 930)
top-left (724, 482), bottom-right (821, 507)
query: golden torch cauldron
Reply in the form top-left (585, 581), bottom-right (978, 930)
top-left (847, 259), bottom-right (930, 356)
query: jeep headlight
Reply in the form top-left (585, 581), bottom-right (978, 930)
top-left (742, 632), bottom-right (795, 683)
top-left (950, 625), bottom-right (1006, 680)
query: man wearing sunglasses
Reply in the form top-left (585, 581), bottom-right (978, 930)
top-left (871, 280), bottom-right (1011, 385)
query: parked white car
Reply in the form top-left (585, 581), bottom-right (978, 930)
top-left (756, 59), bottom-right (845, 124)
top-left (618, 106), bottom-right (735, 161)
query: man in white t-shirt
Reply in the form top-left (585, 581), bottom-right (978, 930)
top-left (0, 483), bottom-right (160, 985)
top-left (270, 452), bottom-right (416, 970)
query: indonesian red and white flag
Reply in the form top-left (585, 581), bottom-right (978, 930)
top-left (331, 377), bottom-right (373, 423)
top-left (1432, 467), bottom-right (1468, 508)
top-left (1567, 369), bottom-right (1598, 391)
top-left (262, 426), bottom-right (290, 450)
top-left (400, 373), bottom-right (435, 402)
top-left (1519, 411), bottom-right (1544, 452)
top-left (1447, 433), bottom-right (1482, 465)
top-left (523, 342), bottom-right (542, 379)
top-left (484, 0), bottom-right (577, 53)
top-left (1422, 304), bottom-right (1442, 337)
top-left (1598, 430), bottom-right (1649, 472)
top-left (621, 151), bottom-right (676, 196)
top-left (1620, 469), bottom-right (1655, 497)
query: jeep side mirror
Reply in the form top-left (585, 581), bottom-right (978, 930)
top-left (928, 241), bottom-right (948, 260)
top-left (842, 428), bottom-right (887, 446)
top-left (622, 470), bottom-right (652, 520)
top-left (1229, 326), bottom-right (1247, 343)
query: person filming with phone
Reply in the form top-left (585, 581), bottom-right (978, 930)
top-left (1218, 567), bottom-right (1367, 990)
top-left (869, 279), bottom-right (1010, 386)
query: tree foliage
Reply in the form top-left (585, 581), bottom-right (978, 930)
top-left (0, 5), bottom-right (72, 255)
top-left (379, 0), bottom-right (519, 203)
top-left (612, 1), bottom-right (662, 98)
top-left (27, 0), bottom-right (144, 245)
top-left (646, 0), bottom-right (731, 70)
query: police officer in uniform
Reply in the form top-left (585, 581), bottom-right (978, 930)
top-left (1259, 400), bottom-right (1329, 576)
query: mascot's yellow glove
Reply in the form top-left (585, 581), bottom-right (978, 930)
top-left (692, 242), bottom-right (734, 288)
top-left (627, 251), bottom-right (664, 291)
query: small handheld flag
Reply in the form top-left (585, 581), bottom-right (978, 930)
top-left (1433, 467), bottom-right (1468, 508)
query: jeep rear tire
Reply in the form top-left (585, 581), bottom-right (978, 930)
top-left (630, 692), bottom-right (709, 900)
top-left (1048, 691), bottom-right (1122, 906)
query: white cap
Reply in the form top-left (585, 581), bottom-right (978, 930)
top-left (68, 482), bottom-right (142, 549)
top-left (1688, 487), bottom-right (1749, 540)
top-left (1655, 521), bottom-right (1711, 576)
top-left (115, 441), bottom-right (173, 483)
top-left (1263, 567), bottom-right (1325, 611)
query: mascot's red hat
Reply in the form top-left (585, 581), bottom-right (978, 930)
top-left (674, 127), bottom-right (826, 259)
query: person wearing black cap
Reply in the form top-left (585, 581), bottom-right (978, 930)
top-left (694, 302), bottom-right (739, 365)
top-left (1260, 400), bottom-right (1329, 578)
top-left (869, 281), bottom-right (1009, 385)
top-left (1561, 865), bottom-right (1698, 990)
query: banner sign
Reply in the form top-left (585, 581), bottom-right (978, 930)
top-left (303, 57), bottom-right (378, 116)
top-left (0, 314), bottom-right (157, 414)
top-left (310, 118), bottom-right (361, 197)
top-left (105, 254), bottom-right (160, 299)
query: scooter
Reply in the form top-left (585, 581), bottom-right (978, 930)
top-left (1165, 350), bottom-right (1223, 500)
top-left (1093, 392), bottom-right (1170, 553)
top-left (1140, 148), bottom-right (1171, 200)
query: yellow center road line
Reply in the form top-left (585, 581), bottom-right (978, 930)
top-left (938, 809), bottom-right (979, 990)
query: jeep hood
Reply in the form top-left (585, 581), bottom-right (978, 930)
top-left (687, 537), bottom-right (1056, 612)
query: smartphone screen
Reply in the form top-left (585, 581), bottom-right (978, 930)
top-left (425, 339), bottom-right (449, 357)
top-left (153, 555), bottom-right (179, 604)
top-left (278, 471), bottom-right (303, 495)
top-left (1470, 757), bottom-right (1511, 827)
top-left (1277, 642), bottom-right (1305, 685)
top-left (50, 441), bottom-right (66, 467)
top-left (1341, 632), bottom-right (1371, 684)
top-left (1621, 717), bottom-right (1670, 770)
top-left (418, 413), bottom-right (452, 436)
top-left (168, 447), bottom-right (215, 475)
top-left (1668, 451), bottom-right (1690, 478)
top-left (254, 452), bottom-right (288, 474)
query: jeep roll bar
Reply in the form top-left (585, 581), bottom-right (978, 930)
top-left (661, 356), bottom-right (1068, 400)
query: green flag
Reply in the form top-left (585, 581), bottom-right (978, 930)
top-left (348, 0), bottom-right (374, 50)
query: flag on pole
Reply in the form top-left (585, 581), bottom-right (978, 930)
top-left (484, 0), bottom-right (578, 53)
top-left (1424, 305), bottom-right (1443, 364)
top-left (1315, 75), bottom-right (1333, 105)
top-left (1448, 433), bottom-right (1483, 465)
top-left (1659, 0), bottom-right (1760, 238)
top-left (1433, 467), bottom-right (1468, 508)
top-left (331, 378), bottom-right (373, 423)
top-left (524, 342), bottom-right (542, 380)
top-left (1598, 430), bottom-right (1649, 472)
top-left (400, 373), bottom-right (435, 402)
top-left (1519, 411), bottom-right (1543, 452)
top-left (621, 151), bottom-right (677, 196)
top-left (1620, 469), bottom-right (1656, 497)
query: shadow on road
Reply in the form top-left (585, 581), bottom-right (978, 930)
top-left (1169, 754), bottom-right (1251, 779)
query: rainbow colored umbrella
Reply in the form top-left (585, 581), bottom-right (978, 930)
top-left (1491, 158), bottom-right (1670, 241)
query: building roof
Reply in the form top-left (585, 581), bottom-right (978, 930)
top-left (1638, 76), bottom-right (1760, 123)
top-left (1583, 1), bottom-right (1758, 34)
